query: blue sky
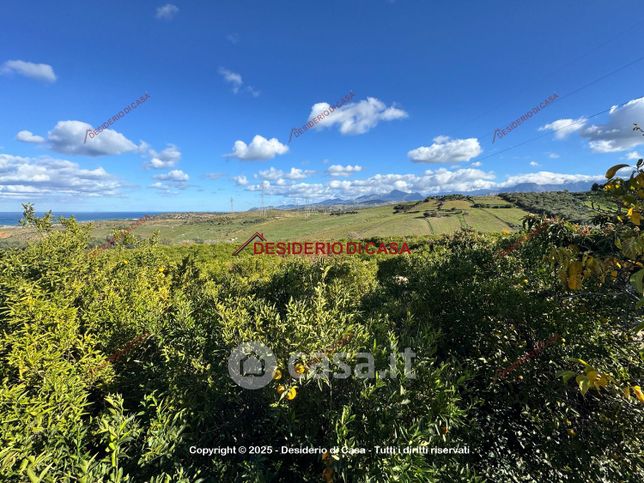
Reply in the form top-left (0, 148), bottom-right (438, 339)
top-left (1, 0), bottom-right (644, 212)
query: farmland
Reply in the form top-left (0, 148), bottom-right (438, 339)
top-left (0, 195), bottom-right (532, 248)
top-left (0, 183), bottom-right (642, 482)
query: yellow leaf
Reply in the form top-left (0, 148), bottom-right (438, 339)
top-left (605, 164), bottom-right (630, 179)
top-left (567, 261), bottom-right (583, 290)
top-left (633, 386), bottom-right (644, 403)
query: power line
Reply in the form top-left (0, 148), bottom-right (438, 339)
top-left (462, 15), bottom-right (644, 130)
top-left (472, 98), bottom-right (633, 164)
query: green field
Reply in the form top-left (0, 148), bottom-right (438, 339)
top-left (0, 195), bottom-right (533, 248)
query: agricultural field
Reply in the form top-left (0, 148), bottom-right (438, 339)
top-left (0, 195), bottom-right (535, 249)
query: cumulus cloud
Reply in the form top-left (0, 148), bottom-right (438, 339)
top-left (257, 167), bottom-right (314, 180)
top-left (408, 136), bottom-right (482, 163)
top-left (146, 144), bottom-right (181, 168)
top-left (328, 164), bottom-right (363, 176)
top-left (308, 97), bottom-right (407, 135)
top-left (0, 154), bottom-right (121, 199)
top-left (155, 169), bottom-right (188, 182)
top-left (498, 171), bottom-right (602, 187)
top-left (1, 60), bottom-right (56, 83)
top-left (470, 161), bottom-right (482, 167)
top-left (46, 120), bottom-right (139, 156)
top-left (151, 169), bottom-right (189, 191)
top-left (233, 175), bottom-right (249, 186)
top-left (626, 151), bottom-right (642, 160)
top-left (540, 97), bottom-right (644, 153)
top-left (539, 118), bottom-right (587, 140)
top-left (155, 4), bottom-right (179, 20)
top-left (227, 135), bottom-right (288, 160)
top-left (16, 130), bottom-right (45, 144)
top-left (530, 161), bottom-right (540, 167)
top-left (233, 165), bottom-right (603, 201)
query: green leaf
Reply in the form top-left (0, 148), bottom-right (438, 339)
top-left (630, 269), bottom-right (644, 295)
top-left (605, 164), bottom-right (630, 179)
top-left (576, 375), bottom-right (590, 396)
top-left (557, 370), bottom-right (576, 385)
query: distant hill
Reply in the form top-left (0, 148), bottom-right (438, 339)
top-left (258, 181), bottom-right (597, 211)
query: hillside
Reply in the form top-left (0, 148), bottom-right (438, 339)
top-left (0, 195), bottom-right (534, 248)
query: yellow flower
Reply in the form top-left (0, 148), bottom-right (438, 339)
top-left (123, 260), bottom-right (129, 265)
top-left (564, 419), bottom-right (572, 427)
top-left (276, 384), bottom-right (286, 395)
top-left (567, 428), bottom-right (576, 437)
top-left (321, 451), bottom-right (331, 462)
top-left (633, 386), bottom-right (644, 403)
top-left (294, 363), bottom-right (306, 375)
top-left (158, 266), bottom-right (165, 273)
top-left (286, 387), bottom-right (297, 400)
top-left (273, 368), bottom-right (282, 380)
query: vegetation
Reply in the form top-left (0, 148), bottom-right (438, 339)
top-left (499, 191), bottom-right (610, 224)
top-left (0, 164), bottom-right (642, 481)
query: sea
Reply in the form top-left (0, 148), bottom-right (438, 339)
top-left (0, 212), bottom-right (166, 227)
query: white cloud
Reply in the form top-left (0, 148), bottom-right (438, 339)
top-left (529, 161), bottom-right (540, 167)
top-left (470, 161), bottom-right (482, 167)
top-left (16, 130), bottom-right (45, 144)
top-left (218, 67), bottom-right (259, 97)
top-left (328, 164), bottom-right (363, 176)
top-left (233, 175), bottom-right (249, 186)
top-left (155, 169), bottom-right (188, 182)
top-left (498, 171), bottom-right (602, 187)
top-left (539, 118), bottom-right (587, 140)
top-left (547, 152), bottom-right (560, 159)
top-left (155, 4), bottom-right (179, 20)
top-left (540, 97), bottom-right (644, 153)
top-left (146, 144), bottom-right (181, 168)
top-left (151, 169), bottom-right (189, 191)
top-left (246, 86), bottom-right (261, 97)
top-left (308, 97), bottom-right (407, 135)
top-left (408, 136), bottom-right (482, 163)
top-left (0, 154), bottom-right (121, 199)
top-left (234, 166), bottom-right (603, 201)
top-left (626, 151), bottom-right (642, 160)
top-left (1, 60), bottom-right (56, 83)
top-left (257, 167), bottom-right (313, 180)
top-left (47, 120), bottom-right (139, 156)
top-left (218, 67), bottom-right (243, 94)
top-left (227, 135), bottom-right (288, 160)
